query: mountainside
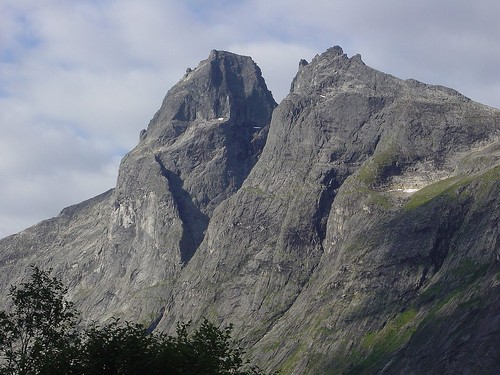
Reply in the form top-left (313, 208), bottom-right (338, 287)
top-left (0, 50), bottom-right (276, 325)
top-left (0, 46), bottom-right (499, 374)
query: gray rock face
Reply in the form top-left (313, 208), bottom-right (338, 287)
top-left (0, 47), bottom-right (499, 374)
top-left (113, 50), bottom-right (276, 267)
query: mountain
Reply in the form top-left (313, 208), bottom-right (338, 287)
top-left (0, 46), bottom-right (499, 374)
top-left (0, 50), bottom-right (276, 324)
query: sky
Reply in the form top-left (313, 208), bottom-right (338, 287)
top-left (1, 0), bottom-right (499, 238)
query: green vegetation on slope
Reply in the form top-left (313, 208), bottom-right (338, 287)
top-left (405, 164), bottom-right (499, 211)
top-left (345, 309), bottom-right (418, 375)
top-left (357, 145), bottom-right (399, 186)
top-left (404, 175), bottom-right (471, 210)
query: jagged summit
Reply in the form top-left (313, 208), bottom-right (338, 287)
top-left (143, 49), bottom-right (276, 142)
top-left (111, 50), bottom-right (276, 277)
top-left (0, 47), bottom-right (499, 375)
top-left (116, 49), bottom-right (276, 213)
top-left (290, 45), bottom-right (369, 94)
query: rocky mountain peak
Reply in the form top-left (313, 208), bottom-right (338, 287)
top-left (290, 45), bottom-right (369, 94)
top-left (108, 50), bottom-right (276, 279)
top-left (143, 50), bottom-right (276, 143)
top-left (116, 49), bottom-right (276, 209)
top-left (322, 45), bottom-right (345, 58)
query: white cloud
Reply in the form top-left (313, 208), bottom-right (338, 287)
top-left (1, 0), bottom-right (499, 238)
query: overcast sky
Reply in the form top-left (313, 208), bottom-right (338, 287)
top-left (1, 0), bottom-right (499, 238)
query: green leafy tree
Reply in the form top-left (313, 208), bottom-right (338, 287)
top-left (0, 266), bottom-right (80, 375)
top-left (81, 318), bottom-right (160, 374)
top-left (80, 319), bottom-right (269, 375)
top-left (162, 319), bottom-right (249, 374)
top-left (0, 267), bottom-right (275, 375)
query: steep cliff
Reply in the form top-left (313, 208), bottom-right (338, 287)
top-left (0, 47), bottom-right (498, 374)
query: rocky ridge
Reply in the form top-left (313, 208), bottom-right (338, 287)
top-left (0, 47), bottom-right (499, 374)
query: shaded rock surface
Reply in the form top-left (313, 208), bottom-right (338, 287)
top-left (0, 47), bottom-right (499, 374)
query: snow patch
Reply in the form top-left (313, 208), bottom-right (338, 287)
top-left (402, 188), bottom-right (419, 193)
top-left (387, 187), bottom-right (420, 194)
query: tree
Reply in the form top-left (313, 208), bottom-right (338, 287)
top-left (155, 319), bottom-right (262, 375)
top-left (80, 318), bottom-right (160, 375)
top-left (0, 267), bottom-right (274, 374)
top-left (80, 318), bottom-right (269, 375)
top-left (0, 266), bottom-right (80, 375)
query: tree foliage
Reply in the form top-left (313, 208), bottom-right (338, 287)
top-left (0, 266), bottom-right (79, 374)
top-left (0, 267), bottom-right (272, 375)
